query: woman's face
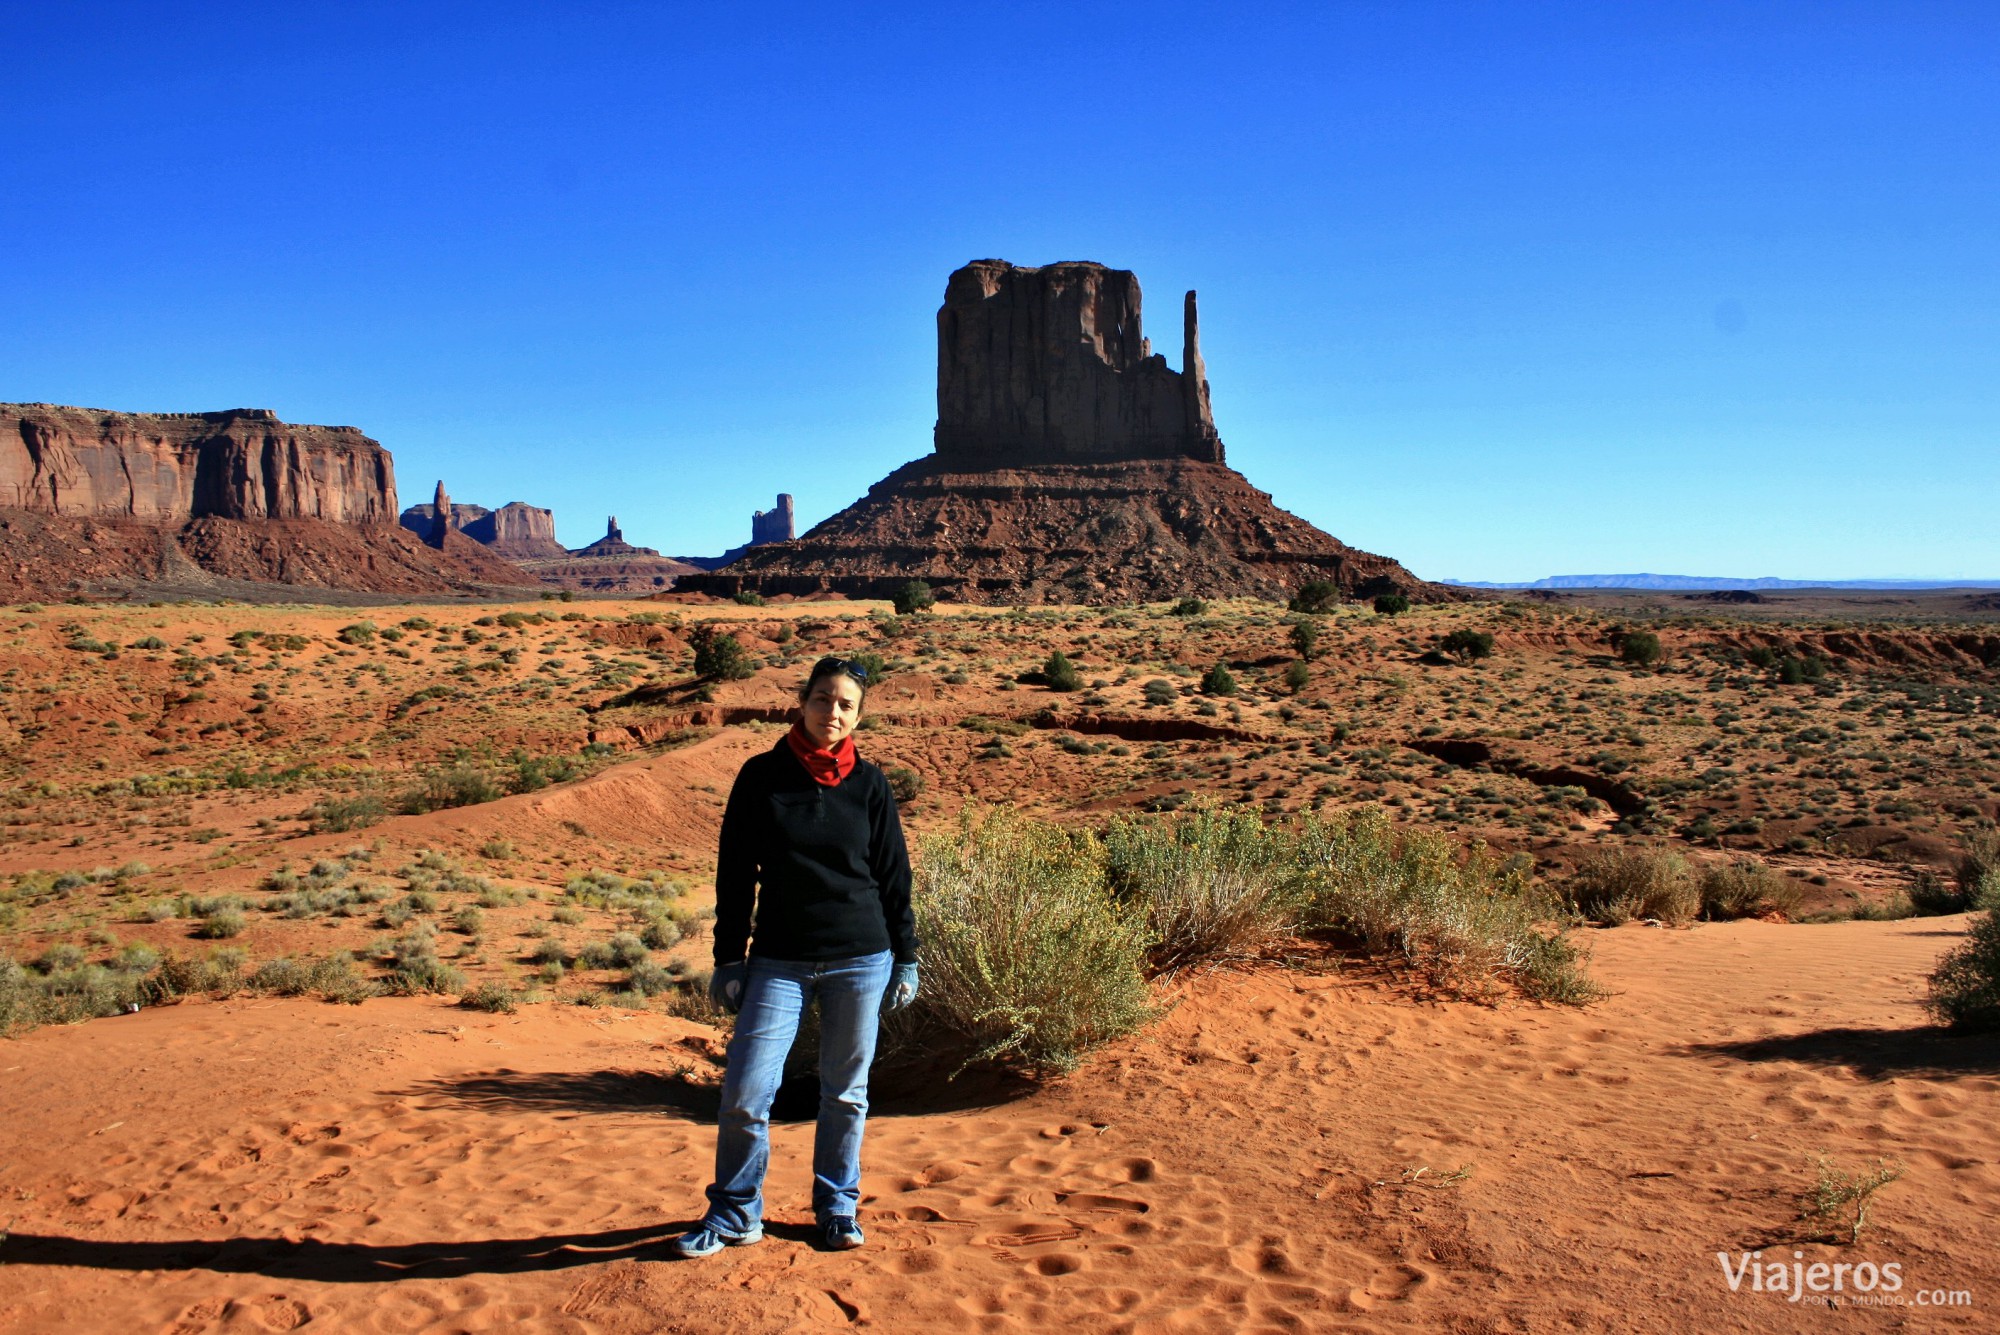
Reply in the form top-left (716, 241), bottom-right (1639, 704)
top-left (801, 671), bottom-right (864, 749)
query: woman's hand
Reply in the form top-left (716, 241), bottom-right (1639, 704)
top-left (882, 961), bottom-right (919, 1013)
top-left (709, 960), bottom-right (748, 1014)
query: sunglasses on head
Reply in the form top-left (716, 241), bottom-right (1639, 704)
top-left (813, 656), bottom-right (870, 682)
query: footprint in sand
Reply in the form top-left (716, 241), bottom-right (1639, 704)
top-left (1347, 1262), bottom-right (1433, 1310)
top-left (1094, 1156), bottom-right (1159, 1183)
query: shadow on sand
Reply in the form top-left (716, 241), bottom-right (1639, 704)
top-left (0, 1223), bottom-right (692, 1282)
top-left (1682, 1025), bottom-right (2000, 1079)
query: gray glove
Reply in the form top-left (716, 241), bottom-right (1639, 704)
top-left (882, 961), bottom-right (919, 1013)
top-left (709, 960), bottom-right (748, 1014)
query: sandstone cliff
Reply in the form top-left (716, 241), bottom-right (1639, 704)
top-left (2, 404), bottom-right (395, 523)
top-left (679, 260), bottom-right (1448, 605)
top-left (0, 404), bottom-right (541, 600)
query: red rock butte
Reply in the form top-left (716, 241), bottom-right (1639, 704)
top-left (680, 260), bottom-right (1449, 604)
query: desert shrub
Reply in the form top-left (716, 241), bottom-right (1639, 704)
top-left (459, 982), bottom-right (518, 1013)
top-left (691, 626), bottom-right (756, 681)
top-left (639, 913), bottom-right (682, 950)
top-left (1373, 593), bottom-right (1410, 616)
top-left (1566, 848), bottom-right (1698, 925)
top-left (1956, 830), bottom-right (2000, 905)
top-left (885, 766), bottom-right (925, 805)
top-left (36, 942), bottom-right (86, 973)
top-left (1908, 868), bottom-right (1977, 916)
top-left (1200, 662), bottom-right (1237, 696)
top-left (338, 621), bottom-right (377, 646)
top-left (1778, 655), bottom-right (1828, 685)
top-left (893, 580), bottom-right (937, 615)
top-left (452, 905), bottom-right (485, 936)
top-left (626, 960), bottom-right (678, 996)
top-left (249, 957), bottom-right (313, 995)
top-left (1616, 629), bottom-right (1662, 667)
top-left (1288, 580), bottom-right (1341, 614)
top-left (1284, 660), bottom-right (1311, 693)
top-left (1142, 678), bottom-right (1177, 707)
top-left (1697, 859), bottom-right (1803, 920)
top-left (1104, 803), bottom-right (1301, 971)
top-left (1925, 909), bottom-right (2000, 1030)
top-left (400, 764), bottom-right (502, 814)
top-left (1293, 809), bottom-right (1595, 1002)
top-left (2, 960), bottom-right (145, 1032)
top-left (380, 926), bottom-right (465, 995)
top-left (911, 808), bottom-right (1158, 1075)
top-left (605, 931), bottom-right (649, 967)
top-left (304, 791), bottom-right (386, 835)
top-left (1289, 619), bottom-right (1320, 660)
top-left (142, 950), bottom-right (244, 1004)
top-left (196, 908), bottom-right (248, 939)
top-left (1168, 596), bottom-right (1207, 617)
top-left (1801, 1155), bottom-right (1902, 1244)
top-left (849, 651), bottom-right (889, 682)
top-left (113, 942), bottom-right (160, 972)
top-left (732, 590), bottom-right (765, 606)
top-left (1440, 629), bottom-right (1495, 662)
top-left (1043, 650), bottom-right (1082, 692)
top-left (530, 937), bottom-right (571, 967)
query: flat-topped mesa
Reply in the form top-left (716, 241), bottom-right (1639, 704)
top-left (1, 404), bottom-right (396, 523)
top-left (933, 260), bottom-right (1222, 464)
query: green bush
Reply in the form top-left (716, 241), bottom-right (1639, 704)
top-left (691, 626), bottom-right (756, 681)
top-left (338, 621), bottom-right (378, 646)
top-left (1288, 581), bottom-right (1341, 614)
top-left (1373, 593), bottom-right (1410, 616)
top-left (1440, 629), bottom-right (1495, 662)
top-left (885, 766), bottom-right (925, 804)
top-left (732, 590), bottom-right (765, 606)
top-left (1142, 678), bottom-right (1177, 707)
top-left (893, 580), bottom-right (937, 615)
top-left (1043, 650), bottom-right (1082, 692)
top-left (1200, 662), bottom-right (1237, 696)
top-left (400, 764), bottom-right (503, 814)
top-left (911, 808), bottom-right (1158, 1075)
top-left (1284, 660), bottom-right (1311, 694)
top-left (1104, 803), bottom-right (1301, 972)
top-left (1617, 629), bottom-right (1662, 667)
top-left (1956, 830), bottom-right (2000, 906)
top-left (1567, 848), bottom-right (1698, 925)
top-left (1168, 596), bottom-right (1207, 617)
top-left (1698, 860), bottom-right (1803, 920)
top-left (1289, 619), bottom-right (1320, 660)
top-left (1926, 910), bottom-right (2000, 1029)
top-left (308, 794), bottom-right (386, 833)
top-left (1908, 868), bottom-right (1978, 916)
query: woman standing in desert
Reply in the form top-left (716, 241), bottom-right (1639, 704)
top-left (670, 655), bottom-right (921, 1258)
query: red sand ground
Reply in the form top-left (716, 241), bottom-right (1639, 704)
top-left (1, 913), bottom-right (1993, 1333)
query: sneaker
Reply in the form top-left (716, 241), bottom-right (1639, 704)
top-left (821, 1216), bottom-right (865, 1251)
top-left (669, 1221), bottom-right (763, 1258)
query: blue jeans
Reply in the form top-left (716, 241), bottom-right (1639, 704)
top-left (702, 950), bottom-right (894, 1233)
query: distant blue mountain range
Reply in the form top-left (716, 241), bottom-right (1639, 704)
top-left (1444, 574), bottom-right (2000, 591)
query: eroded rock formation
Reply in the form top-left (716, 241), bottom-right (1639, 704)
top-left (679, 260), bottom-right (1448, 605)
top-left (2, 404), bottom-right (395, 523)
top-left (0, 404), bottom-right (539, 599)
top-left (512, 515), bottom-right (701, 594)
top-left (934, 261), bottom-right (1222, 464)
top-left (751, 494), bottom-right (795, 545)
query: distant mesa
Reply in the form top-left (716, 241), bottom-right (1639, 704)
top-left (0, 403), bottom-right (537, 601)
top-left (679, 260), bottom-right (1445, 605)
top-left (399, 486), bottom-right (566, 560)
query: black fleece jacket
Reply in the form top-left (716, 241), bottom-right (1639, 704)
top-left (712, 737), bottom-right (919, 966)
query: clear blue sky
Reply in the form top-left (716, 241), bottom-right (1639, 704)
top-left (5, 2), bottom-right (1994, 580)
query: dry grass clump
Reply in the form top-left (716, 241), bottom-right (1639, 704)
top-left (1104, 802), bottom-right (1300, 972)
top-left (1294, 808), bottom-right (1598, 1004)
top-left (1697, 859), bottom-right (1803, 920)
top-left (1926, 909), bottom-right (2000, 1031)
top-left (1565, 848), bottom-right (1700, 925)
top-left (912, 807), bottom-right (1159, 1075)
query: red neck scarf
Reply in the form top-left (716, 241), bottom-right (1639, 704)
top-left (786, 721), bottom-right (856, 787)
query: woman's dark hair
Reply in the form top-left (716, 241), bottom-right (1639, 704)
top-left (799, 656), bottom-right (870, 703)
